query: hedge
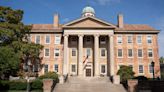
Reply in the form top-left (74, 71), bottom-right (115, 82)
top-left (0, 79), bottom-right (43, 91)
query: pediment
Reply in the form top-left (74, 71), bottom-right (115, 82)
top-left (63, 16), bottom-right (116, 28)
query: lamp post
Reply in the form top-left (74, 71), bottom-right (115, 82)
top-left (151, 61), bottom-right (155, 80)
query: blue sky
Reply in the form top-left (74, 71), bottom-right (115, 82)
top-left (0, 0), bottom-right (164, 56)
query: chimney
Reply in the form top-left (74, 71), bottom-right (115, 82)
top-left (54, 14), bottom-right (59, 27)
top-left (118, 14), bottom-right (124, 28)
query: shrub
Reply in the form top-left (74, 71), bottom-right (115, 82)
top-left (31, 79), bottom-right (43, 90)
top-left (117, 65), bottom-right (135, 83)
top-left (39, 72), bottom-right (58, 82)
top-left (134, 76), bottom-right (148, 81)
top-left (9, 80), bottom-right (27, 90)
top-left (0, 80), bottom-right (9, 90)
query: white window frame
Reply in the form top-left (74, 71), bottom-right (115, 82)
top-left (147, 35), bottom-right (152, 44)
top-left (55, 35), bottom-right (61, 44)
top-left (138, 65), bottom-right (144, 74)
top-left (148, 64), bottom-right (153, 74)
top-left (100, 48), bottom-right (106, 58)
top-left (54, 48), bottom-right (60, 58)
top-left (148, 49), bottom-right (153, 58)
top-left (44, 64), bottom-right (49, 73)
top-left (127, 35), bottom-right (133, 44)
top-left (35, 35), bottom-right (41, 44)
top-left (54, 64), bottom-right (58, 73)
top-left (71, 48), bottom-right (77, 57)
top-left (71, 64), bottom-right (76, 73)
top-left (45, 35), bottom-right (51, 44)
top-left (117, 49), bottom-right (123, 58)
top-left (100, 36), bottom-right (106, 44)
top-left (117, 35), bottom-right (122, 44)
top-left (100, 64), bottom-right (107, 75)
top-left (138, 49), bottom-right (143, 58)
top-left (137, 35), bottom-right (142, 44)
top-left (44, 48), bottom-right (50, 57)
top-left (128, 49), bottom-right (133, 58)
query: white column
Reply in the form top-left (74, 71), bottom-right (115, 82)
top-left (63, 34), bottom-right (69, 75)
top-left (78, 34), bottom-right (83, 76)
top-left (94, 34), bottom-right (99, 76)
top-left (110, 35), bottom-right (114, 76)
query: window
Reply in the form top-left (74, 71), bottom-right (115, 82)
top-left (86, 36), bottom-right (91, 43)
top-left (101, 48), bottom-right (106, 57)
top-left (138, 49), bottom-right (143, 57)
top-left (54, 49), bottom-right (60, 57)
top-left (117, 36), bottom-right (122, 44)
top-left (72, 48), bottom-right (76, 56)
top-left (148, 49), bottom-right (153, 57)
top-left (44, 64), bottom-right (48, 73)
top-left (44, 48), bottom-right (50, 57)
top-left (149, 64), bottom-right (153, 73)
top-left (86, 48), bottom-right (91, 56)
top-left (35, 35), bottom-right (40, 44)
top-left (54, 64), bottom-right (58, 72)
top-left (118, 49), bottom-right (123, 57)
top-left (147, 35), bottom-right (152, 44)
top-left (55, 35), bottom-right (61, 44)
top-left (128, 49), bottom-right (133, 57)
top-left (127, 35), bottom-right (133, 43)
top-left (100, 37), bottom-right (106, 44)
top-left (71, 36), bottom-right (77, 43)
top-left (71, 65), bottom-right (76, 72)
top-left (101, 65), bottom-right (106, 74)
top-left (137, 35), bottom-right (142, 44)
top-left (45, 35), bottom-right (50, 44)
top-left (139, 65), bottom-right (144, 73)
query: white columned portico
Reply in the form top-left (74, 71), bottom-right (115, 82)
top-left (63, 35), bottom-right (69, 75)
top-left (78, 34), bottom-right (84, 76)
top-left (110, 35), bottom-right (114, 76)
top-left (94, 34), bottom-right (99, 76)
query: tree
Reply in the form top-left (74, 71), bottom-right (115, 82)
top-left (117, 65), bottom-right (135, 82)
top-left (160, 56), bottom-right (164, 64)
top-left (0, 6), bottom-right (43, 79)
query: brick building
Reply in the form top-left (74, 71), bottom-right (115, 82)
top-left (30, 6), bottom-right (160, 78)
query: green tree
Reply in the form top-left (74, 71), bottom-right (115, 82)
top-left (117, 65), bottom-right (135, 82)
top-left (0, 6), bottom-right (43, 79)
top-left (160, 56), bottom-right (164, 64)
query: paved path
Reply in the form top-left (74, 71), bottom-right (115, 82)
top-left (53, 77), bottom-right (127, 92)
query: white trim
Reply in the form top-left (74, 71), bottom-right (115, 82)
top-left (44, 64), bottom-right (49, 73)
top-left (54, 64), bottom-right (59, 73)
top-left (71, 48), bottom-right (77, 57)
top-left (117, 48), bottom-right (123, 58)
top-left (70, 64), bottom-right (77, 75)
top-left (148, 48), bottom-right (153, 58)
top-left (44, 48), bottom-right (50, 57)
top-left (45, 35), bottom-right (51, 44)
top-left (127, 49), bottom-right (133, 58)
top-left (138, 64), bottom-right (144, 75)
top-left (137, 48), bottom-right (143, 58)
top-left (147, 35), bottom-right (152, 44)
top-left (54, 35), bottom-right (61, 44)
top-left (127, 35), bottom-right (133, 44)
top-left (35, 35), bottom-right (41, 44)
top-left (100, 48), bottom-right (107, 58)
top-left (117, 35), bottom-right (122, 44)
top-left (85, 48), bottom-right (92, 58)
top-left (148, 63), bottom-right (153, 74)
top-left (54, 48), bottom-right (60, 58)
top-left (136, 35), bottom-right (142, 44)
top-left (100, 64), bottom-right (107, 75)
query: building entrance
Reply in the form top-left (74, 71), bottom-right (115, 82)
top-left (86, 69), bottom-right (91, 77)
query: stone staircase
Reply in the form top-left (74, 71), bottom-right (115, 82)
top-left (54, 76), bottom-right (127, 92)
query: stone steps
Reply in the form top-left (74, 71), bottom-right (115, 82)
top-left (54, 77), bottom-right (127, 92)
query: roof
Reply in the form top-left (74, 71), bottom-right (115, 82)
top-left (115, 24), bottom-right (159, 33)
top-left (31, 24), bottom-right (62, 32)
